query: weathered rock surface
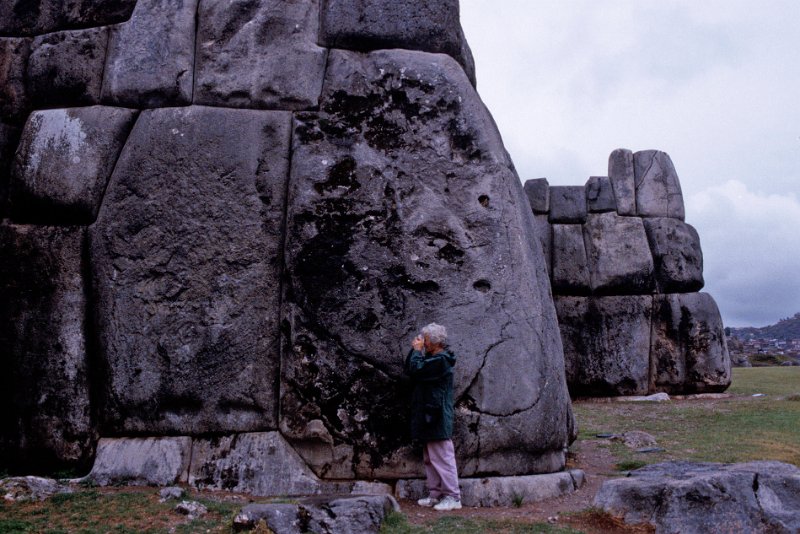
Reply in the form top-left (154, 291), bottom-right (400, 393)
top-left (396, 470), bottom-right (586, 507)
top-left (551, 224), bottom-right (590, 294)
top-left (612, 431), bottom-right (657, 449)
top-left (90, 106), bottom-right (291, 434)
top-left (556, 296), bottom-right (653, 396)
top-left (194, 0), bottom-right (327, 110)
top-left (102, 0), bottom-right (197, 107)
top-left (0, 224), bottom-right (94, 473)
top-left (189, 432), bottom-right (322, 496)
top-left (523, 178), bottom-right (549, 213)
top-left (27, 27), bottom-right (108, 107)
top-left (608, 148), bottom-right (636, 216)
top-left (281, 48), bottom-right (573, 478)
top-left (651, 293), bottom-right (730, 394)
top-left (643, 217), bottom-right (704, 292)
top-left (0, 476), bottom-right (73, 502)
top-left (85, 437), bottom-right (192, 486)
top-left (586, 175), bottom-right (616, 213)
top-left (0, 0), bottom-right (136, 36)
top-left (531, 214), bottom-right (552, 276)
top-left (319, 0), bottom-right (476, 86)
top-left (233, 495), bottom-right (399, 534)
top-left (584, 212), bottom-right (655, 294)
top-left (549, 185), bottom-right (587, 223)
top-left (0, 37), bottom-right (30, 123)
top-left (0, 121), bottom-right (20, 215)
top-left (595, 461), bottom-right (800, 534)
top-left (10, 106), bottom-right (137, 224)
top-left (633, 150), bottom-right (685, 219)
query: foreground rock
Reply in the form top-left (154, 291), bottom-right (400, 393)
top-left (85, 437), bottom-right (192, 486)
top-left (0, 476), bottom-right (72, 502)
top-left (595, 461), bottom-right (800, 534)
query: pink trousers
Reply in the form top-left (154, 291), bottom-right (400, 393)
top-left (423, 439), bottom-right (460, 499)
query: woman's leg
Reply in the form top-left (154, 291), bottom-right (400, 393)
top-left (423, 442), bottom-right (443, 498)
top-left (426, 439), bottom-right (460, 499)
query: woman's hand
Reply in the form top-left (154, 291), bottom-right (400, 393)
top-left (412, 335), bottom-right (424, 351)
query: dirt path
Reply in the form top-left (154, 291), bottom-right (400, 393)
top-left (399, 439), bottom-right (652, 533)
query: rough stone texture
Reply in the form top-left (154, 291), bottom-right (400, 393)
top-left (651, 293), bottom-right (731, 394)
top-left (281, 48), bottom-right (573, 479)
top-left (319, 0), bottom-right (476, 86)
top-left (556, 296), bottom-right (653, 397)
top-left (233, 496), bottom-right (399, 534)
top-left (0, 0), bottom-right (136, 36)
top-left (396, 471), bottom-right (585, 507)
top-left (549, 185), bottom-right (587, 223)
top-left (101, 0), bottom-right (197, 108)
top-left (189, 432), bottom-right (323, 496)
top-left (612, 431), bottom-right (657, 449)
top-left (643, 217), bottom-right (704, 293)
top-left (26, 27), bottom-right (108, 108)
top-left (0, 476), bottom-right (73, 502)
top-left (523, 177), bottom-right (549, 213)
top-left (531, 214), bottom-right (552, 276)
top-left (10, 106), bottom-right (137, 224)
top-left (585, 175), bottom-right (616, 213)
top-left (633, 150), bottom-right (685, 220)
top-left (0, 37), bottom-right (30, 123)
top-left (0, 121), bottom-right (20, 216)
top-left (89, 106), bottom-right (291, 434)
top-left (608, 148), bottom-right (636, 216)
top-left (595, 461), bottom-right (800, 534)
top-left (0, 224), bottom-right (94, 473)
top-left (551, 224), bottom-right (590, 295)
top-left (584, 212), bottom-right (655, 295)
top-left (194, 0), bottom-right (327, 110)
top-left (85, 437), bottom-right (192, 486)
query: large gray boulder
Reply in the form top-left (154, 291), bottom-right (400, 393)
top-left (549, 185), bottom-right (587, 223)
top-left (10, 106), bottom-right (137, 224)
top-left (608, 148), bottom-right (636, 216)
top-left (555, 295), bottom-right (653, 396)
top-left (26, 27), bottom-right (109, 108)
top-left (319, 0), bottom-right (476, 86)
top-left (85, 437), bottom-right (192, 486)
top-left (585, 175), bottom-right (616, 213)
top-left (651, 293), bottom-right (731, 393)
top-left (89, 106), bottom-right (291, 434)
top-left (0, 224), bottom-right (94, 472)
top-left (584, 212), bottom-right (655, 294)
top-left (101, 0), bottom-right (197, 107)
top-left (194, 0), bottom-right (327, 110)
top-left (643, 217), bottom-right (704, 292)
top-left (523, 177), bottom-right (549, 214)
top-left (281, 48), bottom-right (573, 478)
top-left (0, 0), bottom-right (136, 36)
top-left (633, 150), bottom-right (685, 220)
top-left (0, 37), bottom-right (30, 123)
top-left (551, 224), bottom-right (590, 294)
top-left (595, 461), bottom-right (800, 534)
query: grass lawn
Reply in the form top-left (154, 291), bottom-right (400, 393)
top-left (572, 367), bottom-right (800, 470)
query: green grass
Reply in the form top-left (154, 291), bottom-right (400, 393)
top-left (380, 511), bottom-right (584, 534)
top-left (573, 367), bottom-right (800, 468)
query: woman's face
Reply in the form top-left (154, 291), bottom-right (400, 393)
top-left (423, 334), bottom-right (438, 353)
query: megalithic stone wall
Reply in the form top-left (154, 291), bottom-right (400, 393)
top-left (523, 149), bottom-right (731, 397)
top-left (0, 0), bottom-right (575, 481)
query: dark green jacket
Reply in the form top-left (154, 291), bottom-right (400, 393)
top-left (404, 348), bottom-right (456, 442)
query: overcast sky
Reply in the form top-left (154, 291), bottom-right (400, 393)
top-left (460, 0), bottom-right (800, 327)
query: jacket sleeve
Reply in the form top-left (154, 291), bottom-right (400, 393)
top-left (404, 350), bottom-right (450, 381)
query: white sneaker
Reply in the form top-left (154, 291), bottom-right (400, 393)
top-left (417, 496), bottom-right (440, 507)
top-left (433, 495), bottom-right (462, 511)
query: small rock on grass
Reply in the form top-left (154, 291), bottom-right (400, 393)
top-left (1, 476), bottom-right (72, 502)
top-left (612, 431), bottom-right (657, 449)
top-left (174, 500), bottom-right (208, 519)
top-left (159, 486), bottom-right (184, 502)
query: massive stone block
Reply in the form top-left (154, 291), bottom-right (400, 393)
top-left (0, 0), bottom-right (136, 36)
top-left (643, 217), bottom-right (704, 293)
top-left (523, 177), bottom-right (549, 214)
top-left (551, 224), bottom-right (590, 295)
top-left (86, 437), bottom-right (192, 486)
top-left (556, 295), bottom-right (653, 397)
top-left (531, 213), bottom-right (552, 277)
top-left (549, 185), bottom-right (587, 223)
top-left (102, 0), bottom-right (197, 108)
top-left (633, 149), bottom-right (685, 219)
top-left (608, 148), bottom-right (635, 216)
top-left (281, 48), bottom-right (573, 478)
top-left (194, 0), bottom-right (328, 110)
top-left (585, 175), bottom-right (616, 213)
top-left (651, 293), bottom-right (730, 393)
top-left (0, 37), bottom-right (30, 123)
top-left (319, 0), bottom-right (476, 86)
top-left (10, 106), bottom-right (137, 224)
top-left (584, 212), bottom-right (655, 295)
top-left (27, 27), bottom-right (109, 108)
top-left (0, 224), bottom-right (94, 473)
top-left (89, 106), bottom-right (291, 434)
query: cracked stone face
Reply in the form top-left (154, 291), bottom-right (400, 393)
top-left (280, 48), bottom-right (573, 478)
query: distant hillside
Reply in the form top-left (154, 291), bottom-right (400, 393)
top-left (729, 313), bottom-right (800, 340)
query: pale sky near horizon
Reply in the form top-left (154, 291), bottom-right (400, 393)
top-left (460, 0), bottom-right (800, 328)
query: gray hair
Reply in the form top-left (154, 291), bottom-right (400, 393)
top-left (421, 323), bottom-right (448, 345)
